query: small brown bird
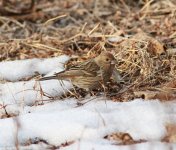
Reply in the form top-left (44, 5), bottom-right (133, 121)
top-left (39, 51), bottom-right (116, 91)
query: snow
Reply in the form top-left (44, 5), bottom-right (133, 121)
top-left (0, 80), bottom-right (72, 105)
top-left (0, 55), bottom-right (73, 117)
top-left (0, 56), bottom-right (176, 150)
top-left (0, 99), bottom-right (175, 148)
top-left (108, 36), bottom-right (125, 43)
top-left (62, 141), bottom-right (176, 150)
top-left (0, 55), bottom-right (69, 81)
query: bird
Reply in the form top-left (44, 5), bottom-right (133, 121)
top-left (39, 51), bottom-right (116, 91)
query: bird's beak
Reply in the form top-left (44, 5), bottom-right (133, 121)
top-left (111, 59), bottom-right (118, 65)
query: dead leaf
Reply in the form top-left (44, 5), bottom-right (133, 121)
top-left (163, 124), bottom-right (176, 143)
top-left (132, 32), bottom-right (165, 55)
top-left (105, 132), bottom-right (134, 145)
top-left (134, 90), bottom-right (176, 101)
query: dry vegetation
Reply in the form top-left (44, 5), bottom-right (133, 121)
top-left (0, 0), bottom-right (176, 146)
top-left (0, 0), bottom-right (175, 101)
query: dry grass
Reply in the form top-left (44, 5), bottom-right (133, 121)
top-left (0, 0), bottom-right (176, 101)
top-left (0, 0), bottom-right (176, 147)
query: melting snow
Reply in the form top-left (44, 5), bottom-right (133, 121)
top-left (0, 56), bottom-right (176, 150)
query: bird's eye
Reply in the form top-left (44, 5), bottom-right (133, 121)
top-left (106, 58), bottom-right (109, 61)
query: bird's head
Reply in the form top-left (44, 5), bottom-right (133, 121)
top-left (94, 51), bottom-right (117, 68)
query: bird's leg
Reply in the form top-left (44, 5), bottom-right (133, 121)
top-left (76, 96), bottom-right (85, 105)
top-left (76, 88), bottom-right (88, 105)
top-left (90, 90), bottom-right (96, 96)
top-left (100, 83), bottom-right (108, 107)
top-left (84, 89), bottom-right (93, 98)
top-left (101, 82), bottom-right (108, 97)
top-left (72, 86), bottom-right (81, 99)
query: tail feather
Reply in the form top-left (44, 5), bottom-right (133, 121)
top-left (38, 70), bottom-right (66, 81)
top-left (38, 75), bottom-right (58, 81)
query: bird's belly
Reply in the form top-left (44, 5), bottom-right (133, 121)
top-left (72, 76), bottom-right (101, 90)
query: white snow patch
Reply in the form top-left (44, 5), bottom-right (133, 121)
top-left (0, 56), bottom-right (176, 150)
top-left (0, 55), bottom-right (69, 81)
top-left (0, 80), bottom-right (72, 105)
top-left (0, 98), bottom-right (174, 148)
top-left (61, 140), bottom-right (176, 150)
top-left (0, 55), bottom-right (73, 117)
top-left (108, 36), bottom-right (125, 43)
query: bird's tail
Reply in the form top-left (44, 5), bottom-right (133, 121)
top-left (38, 75), bottom-right (58, 81)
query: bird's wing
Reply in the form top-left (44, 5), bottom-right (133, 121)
top-left (39, 60), bottom-right (99, 81)
top-left (50, 59), bottom-right (101, 80)
top-left (54, 69), bottom-right (94, 79)
top-left (69, 59), bottom-right (100, 75)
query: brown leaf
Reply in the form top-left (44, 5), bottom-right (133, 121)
top-left (132, 32), bottom-right (165, 55)
top-left (134, 90), bottom-right (176, 101)
top-left (163, 124), bottom-right (176, 143)
top-left (105, 132), bottom-right (134, 145)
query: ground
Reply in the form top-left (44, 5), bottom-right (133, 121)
top-left (0, 0), bottom-right (176, 149)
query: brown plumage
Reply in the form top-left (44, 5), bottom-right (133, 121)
top-left (39, 51), bottom-right (116, 91)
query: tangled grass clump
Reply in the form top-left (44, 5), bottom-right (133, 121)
top-left (114, 33), bottom-right (174, 88)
